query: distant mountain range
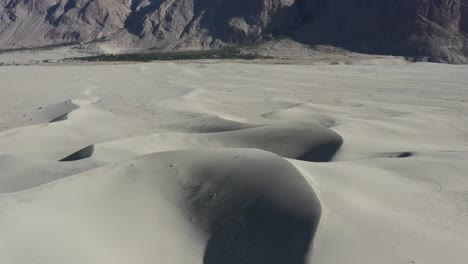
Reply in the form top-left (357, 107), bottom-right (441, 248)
top-left (1, 0), bottom-right (467, 63)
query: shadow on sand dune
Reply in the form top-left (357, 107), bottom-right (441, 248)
top-left (50, 113), bottom-right (72, 122)
top-left (59, 144), bottom-right (95, 161)
top-left (172, 149), bottom-right (321, 264)
top-left (297, 140), bottom-right (343, 162)
top-left (203, 200), bottom-right (315, 264)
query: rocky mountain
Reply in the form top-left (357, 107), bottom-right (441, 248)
top-left (293, 0), bottom-right (468, 63)
top-left (0, 0), bottom-right (467, 63)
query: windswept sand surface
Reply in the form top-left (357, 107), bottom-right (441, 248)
top-left (0, 62), bottom-right (467, 264)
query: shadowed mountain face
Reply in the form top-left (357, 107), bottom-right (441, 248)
top-left (0, 0), bottom-right (467, 63)
top-left (293, 0), bottom-right (468, 63)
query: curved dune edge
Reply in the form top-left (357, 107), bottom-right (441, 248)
top-left (86, 122), bottom-right (343, 164)
top-left (158, 114), bottom-right (263, 133)
top-left (0, 148), bottom-right (321, 264)
top-left (33, 100), bottom-right (80, 124)
top-left (59, 144), bottom-right (95, 162)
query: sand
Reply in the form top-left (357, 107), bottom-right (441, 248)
top-left (0, 61), bottom-right (467, 264)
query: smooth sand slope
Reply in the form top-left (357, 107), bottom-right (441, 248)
top-left (0, 62), bottom-right (467, 264)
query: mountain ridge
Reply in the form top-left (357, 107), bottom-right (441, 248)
top-left (1, 0), bottom-right (467, 63)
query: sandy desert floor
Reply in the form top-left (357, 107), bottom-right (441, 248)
top-left (0, 61), bottom-right (467, 264)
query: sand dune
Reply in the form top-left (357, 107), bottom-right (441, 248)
top-left (31, 100), bottom-right (79, 124)
top-left (262, 103), bottom-right (339, 128)
top-left (0, 62), bottom-right (467, 264)
top-left (0, 99), bottom-right (152, 160)
top-left (0, 153), bottom-right (103, 193)
top-left (83, 121), bottom-right (342, 164)
top-left (0, 149), bottom-right (320, 264)
top-left (1, 103), bottom-right (342, 192)
top-left (158, 114), bottom-right (260, 133)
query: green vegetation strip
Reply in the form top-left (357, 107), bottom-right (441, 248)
top-left (70, 48), bottom-right (271, 62)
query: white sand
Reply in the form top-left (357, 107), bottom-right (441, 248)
top-left (0, 61), bottom-right (467, 264)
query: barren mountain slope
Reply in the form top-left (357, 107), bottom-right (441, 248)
top-left (0, 0), bottom-right (296, 49)
top-left (0, 0), bottom-right (467, 63)
top-left (0, 0), bottom-right (130, 47)
top-left (293, 0), bottom-right (468, 63)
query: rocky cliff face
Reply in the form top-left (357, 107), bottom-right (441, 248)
top-left (117, 0), bottom-right (297, 49)
top-left (0, 0), bottom-right (467, 63)
top-left (0, 0), bottom-right (130, 47)
top-left (0, 0), bottom-right (295, 49)
top-left (293, 0), bottom-right (468, 63)
top-left (414, 0), bottom-right (468, 62)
